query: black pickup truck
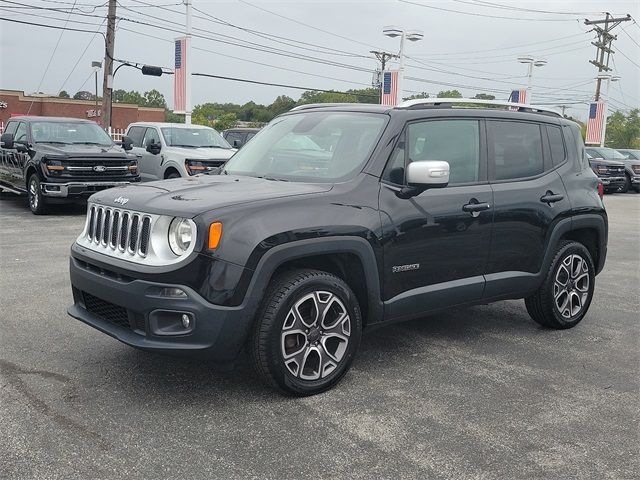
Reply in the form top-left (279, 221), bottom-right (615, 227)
top-left (0, 116), bottom-right (139, 214)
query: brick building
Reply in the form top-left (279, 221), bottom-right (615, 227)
top-left (0, 89), bottom-right (165, 131)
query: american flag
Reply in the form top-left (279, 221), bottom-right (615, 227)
top-left (381, 70), bottom-right (399, 106)
top-left (174, 37), bottom-right (188, 113)
top-left (509, 88), bottom-right (528, 105)
top-left (585, 101), bottom-right (605, 145)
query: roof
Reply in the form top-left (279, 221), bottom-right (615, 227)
top-left (223, 127), bottom-right (261, 132)
top-left (7, 116), bottom-right (98, 123)
top-left (128, 122), bottom-right (213, 129)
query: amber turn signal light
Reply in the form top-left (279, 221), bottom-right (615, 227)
top-left (208, 222), bottom-right (222, 249)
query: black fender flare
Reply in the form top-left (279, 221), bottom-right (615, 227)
top-left (543, 214), bottom-right (607, 276)
top-left (242, 236), bottom-right (384, 325)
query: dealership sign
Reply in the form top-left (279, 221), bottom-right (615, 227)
top-left (0, 101), bottom-right (7, 109)
top-left (86, 109), bottom-right (101, 118)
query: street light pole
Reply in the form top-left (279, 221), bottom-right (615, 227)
top-left (598, 73), bottom-right (621, 147)
top-left (184, 0), bottom-right (192, 125)
top-left (517, 55), bottom-right (547, 104)
top-left (383, 26), bottom-right (423, 105)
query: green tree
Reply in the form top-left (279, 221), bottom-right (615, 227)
top-left (143, 89), bottom-right (166, 108)
top-left (269, 95), bottom-right (296, 116)
top-left (212, 112), bottom-right (237, 131)
top-left (437, 90), bottom-right (463, 98)
top-left (73, 91), bottom-right (94, 100)
top-left (58, 90), bottom-right (70, 98)
top-left (165, 109), bottom-right (184, 123)
top-left (298, 90), bottom-right (358, 105)
top-left (403, 92), bottom-right (430, 101)
top-left (473, 93), bottom-right (495, 100)
top-left (605, 109), bottom-right (640, 148)
top-left (345, 87), bottom-right (380, 103)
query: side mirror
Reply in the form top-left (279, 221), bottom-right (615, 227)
top-left (399, 161), bottom-right (450, 198)
top-left (146, 139), bottom-right (161, 155)
top-left (1, 133), bottom-right (14, 149)
top-left (121, 135), bottom-right (133, 151)
top-left (233, 139), bottom-right (242, 148)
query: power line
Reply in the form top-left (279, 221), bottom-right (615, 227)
top-left (398, 0), bottom-right (583, 22)
top-left (450, 0), bottom-right (606, 16)
top-left (58, 15), bottom-right (106, 93)
top-left (237, 0), bottom-right (382, 50)
top-left (28, 0), bottom-right (78, 113)
top-left (191, 72), bottom-right (379, 100)
top-left (0, 13), bottom-right (106, 35)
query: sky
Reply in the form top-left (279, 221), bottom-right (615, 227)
top-left (0, 0), bottom-right (639, 120)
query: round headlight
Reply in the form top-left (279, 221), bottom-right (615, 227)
top-left (168, 218), bottom-right (193, 256)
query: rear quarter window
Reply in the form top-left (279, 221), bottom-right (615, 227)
top-left (546, 125), bottom-right (566, 166)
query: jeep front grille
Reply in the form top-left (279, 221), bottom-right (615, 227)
top-left (77, 202), bottom-right (197, 266)
top-left (86, 205), bottom-right (151, 257)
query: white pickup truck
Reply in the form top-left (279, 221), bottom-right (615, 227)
top-left (124, 122), bottom-right (236, 181)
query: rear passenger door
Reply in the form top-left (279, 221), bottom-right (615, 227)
top-left (484, 120), bottom-right (570, 298)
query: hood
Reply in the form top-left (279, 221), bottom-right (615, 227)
top-left (165, 146), bottom-right (235, 160)
top-left (589, 158), bottom-right (625, 167)
top-left (90, 174), bottom-right (333, 217)
top-left (37, 143), bottom-right (128, 158)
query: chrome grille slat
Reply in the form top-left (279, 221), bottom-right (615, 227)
top-left (82, 206), bottom-right (151, 259)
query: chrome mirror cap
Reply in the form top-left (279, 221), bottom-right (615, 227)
top-left (406, 160), bottom-right (450, 188)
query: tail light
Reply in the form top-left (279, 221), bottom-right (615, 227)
top-left (597, 182), bottom-right (604, 199)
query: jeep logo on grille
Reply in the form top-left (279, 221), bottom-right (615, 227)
top-left (93, 165), bottom-right (107, 172)
top-left (114, 196), bottom-right (129, 206)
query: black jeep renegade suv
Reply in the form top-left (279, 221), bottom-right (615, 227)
top-left (68, 100), bottom-right (607, 395)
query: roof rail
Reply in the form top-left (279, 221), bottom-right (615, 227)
top-left (290, 103), bottom-right (377, 112)
top-left (397, 98), bottom-right (562, 117)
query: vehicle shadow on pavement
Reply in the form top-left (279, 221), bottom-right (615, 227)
top-left (94, 302), bottom-right (537, 401)
top-left (0, 192), bottom-right (87, 216)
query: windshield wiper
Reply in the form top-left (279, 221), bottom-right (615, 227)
top-left (37, 141), bottom-right (71, 145)
top-left (169, 144), bottom-right (197, 148)
top-left (72, 142), bottom-right (109, 145)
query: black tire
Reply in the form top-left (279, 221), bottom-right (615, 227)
top-left (249, 269), bottom-right (362, 396)
top-left (635, 185), bottom-right (640, 193)
top-left (166, 171), bottom-right (181, 179)
top-left (27, 174), bottom-right (48, 215)
top-left (525, 241), bottom-right (595, 329)
top-left (620, 174), bottom-right (630, 193)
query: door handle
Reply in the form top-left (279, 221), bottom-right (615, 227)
top-left (462, 201), bottom-right (491, 213)
top-left (540, 191), bottom-right (564, 204)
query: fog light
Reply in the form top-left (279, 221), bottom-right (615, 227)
top-left (181, 314), bottom-right (191, 329)
top-left (158, 287), bottom-right (188, 298)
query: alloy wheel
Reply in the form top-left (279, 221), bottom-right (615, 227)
top-left (29, 179), bottom-right (39, 210)
top-left (553, 254), bottom-right (590, 319)
top-left (281, 291), bottom-right (351, 380)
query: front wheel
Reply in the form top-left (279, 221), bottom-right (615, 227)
top-left (525, 241), bottom-right (595, 329)
top-left (620, 174), bottom-right (630, 193)
top-left (27, 174), bottom-right (48, 215)
top-left (249, 269), bottom-right (362, 396)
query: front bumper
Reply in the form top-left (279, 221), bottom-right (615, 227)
top-left (599, 176), bottom-right (625, 189)
top-left (630, 175), bottom-right (640, 185)
top-left (68, 255), bottom-right (254, 360)
top-left (42, 180), bottom-right (136, 198)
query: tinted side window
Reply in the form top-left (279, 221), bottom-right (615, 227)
top-left (225, 131), bottom-right (243, 144)
top-left (488, 121), bottom-right (544, 180)
top-left (142, 127), bottom-right (160, 146)
top-left (14, 123), bottom-right (28, 143)
top-left (127, 126), bottom-right (145, 147)
top-left (383, 119), bottom-right (480, 185)
top-left (3, 121), bottom-right (18, 136)
top-left (547, 125), bottom-right (566, 166)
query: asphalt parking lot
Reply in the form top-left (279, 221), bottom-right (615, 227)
top-left (0, 193), bottom-right (638, 480)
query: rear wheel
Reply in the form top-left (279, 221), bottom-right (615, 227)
top-left (250, 269), bottom-right (362, 396)
top-left (525, 241), bottom-right (595, 329)
top-left (27, 174), bottom-right (48, 215)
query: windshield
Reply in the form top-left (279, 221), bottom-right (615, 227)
top-left (222, 112), bottom-right (388, 182)
top-left (31, 121), bottom-right (113, 146)
top-left (591, 147), bottom-right (627, 160)
top-left (161, 127), bottom-right (231, 148)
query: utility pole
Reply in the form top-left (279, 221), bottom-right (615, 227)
top-left (370, 50), bottom-right (398, 103)
top-left (184, 0), bottom-right (192, 124)
top-left (584, 13), bottom-right (631, 101)
top-left (101, 0), bottom-right (117, 131)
